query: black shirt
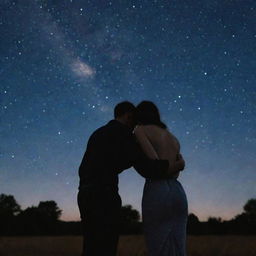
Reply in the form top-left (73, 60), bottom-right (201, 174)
top-left (78, 120), bottom-right (169, 190)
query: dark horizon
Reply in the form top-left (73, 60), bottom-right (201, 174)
top-left (2, 192), bottom-right (255, 223)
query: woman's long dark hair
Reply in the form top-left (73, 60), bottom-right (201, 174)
top-left (136, 101), bottom-right (167, 129)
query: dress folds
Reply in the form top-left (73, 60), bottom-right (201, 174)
top-left (142, 178), bottom-right (188, 256)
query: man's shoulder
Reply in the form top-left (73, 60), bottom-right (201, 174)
top-left (89, 123), bottom-right (108, 138)
top-left (90, 120), bottom-right (119, 138)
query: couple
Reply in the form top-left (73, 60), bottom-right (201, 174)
top-left (77, 101), bottom-right (188, 256)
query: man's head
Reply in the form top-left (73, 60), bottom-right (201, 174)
top-left (114, 101), bottom-right (136, 129)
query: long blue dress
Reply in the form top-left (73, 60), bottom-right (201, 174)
top-left (142, 178), bottom-right (188, 256)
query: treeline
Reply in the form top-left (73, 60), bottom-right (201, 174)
top-left (187, 200), bottom-right (256, 235)
top-left (0, 194), bottom-right (255, 236)
top-left (0, 194), bottom-right (141, 236)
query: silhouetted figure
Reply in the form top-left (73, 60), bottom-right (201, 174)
top-left (134, 101), bottom-right (188, 256)
top-left (77, 101), bottom-right (184, 256)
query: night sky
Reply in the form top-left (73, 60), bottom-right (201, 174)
top-left (1, 0), bottom-right (255, 221)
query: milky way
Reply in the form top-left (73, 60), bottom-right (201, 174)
top-left (1, 0), bottom-right (255, 221)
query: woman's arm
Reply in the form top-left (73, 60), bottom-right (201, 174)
top-left (134, 125), bottom-right (159, 160)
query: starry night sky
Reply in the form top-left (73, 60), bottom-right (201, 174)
top-left (1, 0), bottom-right (255, 221)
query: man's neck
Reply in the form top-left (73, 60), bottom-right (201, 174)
top-left (115, 118), bottom-right (127, 126)
top-left (114, 118), bottom-right (133, 131)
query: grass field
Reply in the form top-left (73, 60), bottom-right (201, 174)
top-left (0, 235), bottom-right (256, 256)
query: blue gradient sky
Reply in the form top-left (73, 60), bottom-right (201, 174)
top-left (1, 0), bottom-right (255, 221)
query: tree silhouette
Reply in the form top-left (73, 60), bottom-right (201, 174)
top-left (0, 194), bottom-right (21, 235)
top-left (243, 198), bottom-right (256, 231)
top-left (37, 201), bottom-right (62, 221)
top-left (244, 199), bottom-right (256, 216)
top-left (120, 205), bottom-right (141, 234)
top-left (18, 201), bottom-right (62, 235)
top-left (17, 206), bottom-right (42, 235)
top-left (207, 217), bottom-right (222, 234)
top-left (0, 194), bottom-right (21, 218)
top-left (232, 198), bottom-right (256, 234)
top-left (207, 217), bottom-right (222, 224)
top-left (187, 213), bottom-right (200, 234)
top-left (120, 205), bottom-right (140, 223)
top-left (188, 213), bottom-right (199, 224)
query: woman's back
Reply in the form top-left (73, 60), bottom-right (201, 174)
top-left (134, 124), bottom-right (180, 167)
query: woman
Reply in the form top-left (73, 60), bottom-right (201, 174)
top-left (134, 101), bottom-right (188, 256)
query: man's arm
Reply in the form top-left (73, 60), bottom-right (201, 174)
top-left (127, 132), bottom-right (184, 179)
top-left (117, 130), bottom-right (185, 179)
top-left (133, 126), bottom-right (185, 178)
top-left (133, 146), bottom-right (185, 179)
top-left (133, 153), bottom-right (169, 179)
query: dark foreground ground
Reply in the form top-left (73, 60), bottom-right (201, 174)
top-left (0, 235), bottom-right (256, 256)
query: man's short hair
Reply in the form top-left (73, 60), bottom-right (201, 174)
top-left (114, 101), bottom-right (135, 118)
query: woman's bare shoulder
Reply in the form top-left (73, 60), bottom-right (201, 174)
top-left (141, 125), bottom-right (177, 138)
top-left (141, 124), bottom-right (163, 131)
top-left (134, 125), bottom-right (148, 137)
top-left (134, 124), bottom-right (155, 131)
top-left (134, 125), bottom-right (144, 133)
top-left (141, 125), bottom-right (167, 139)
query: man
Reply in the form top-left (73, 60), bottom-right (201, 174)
top-left (77, 101), bottom-right (185, 256)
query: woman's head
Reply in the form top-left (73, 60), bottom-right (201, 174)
top-left (136, 101), bottom-right (167, 129)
